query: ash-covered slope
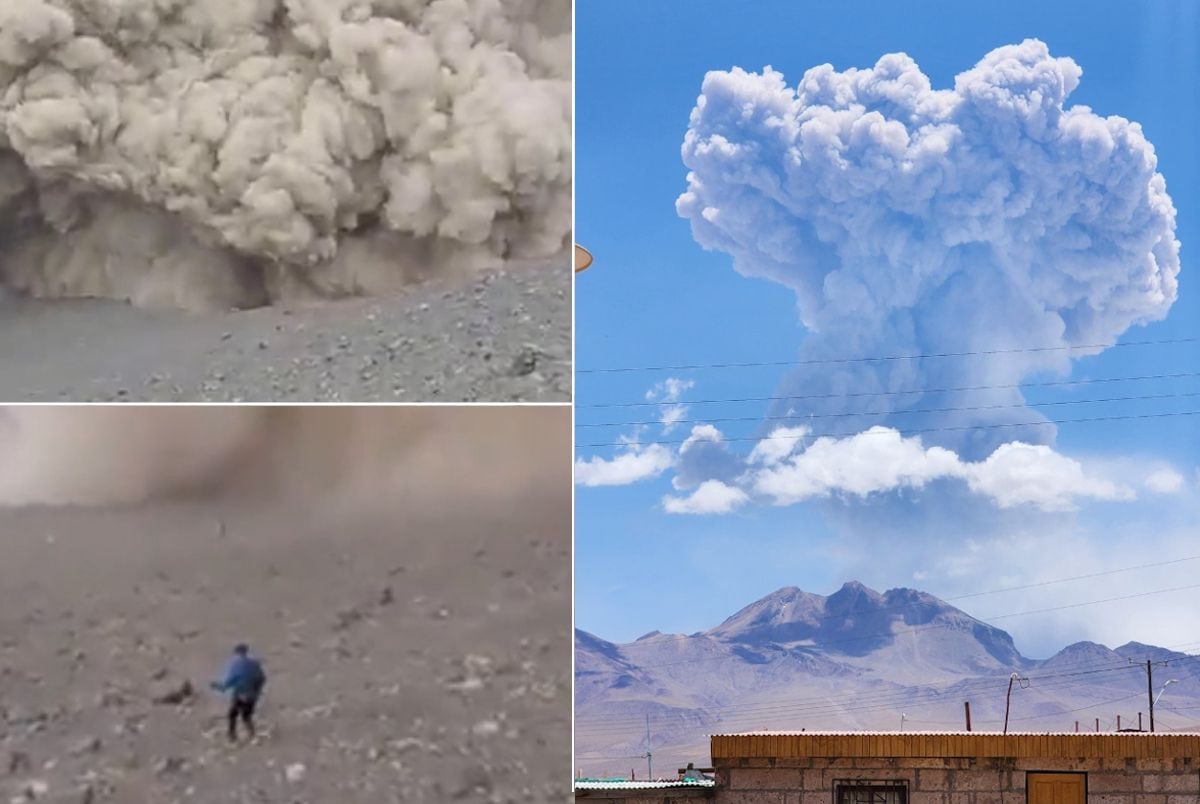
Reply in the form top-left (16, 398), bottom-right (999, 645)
top-left (575, 582), bottom-right (1198, 775)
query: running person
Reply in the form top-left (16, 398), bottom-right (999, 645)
top-left (211, 643), bottom-right (267, 742)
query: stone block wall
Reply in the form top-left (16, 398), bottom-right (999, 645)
top-left (714, 756), bottom-right (1200, 804)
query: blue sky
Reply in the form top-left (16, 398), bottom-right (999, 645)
top-left (575, 0), bottom-right (1200, 659)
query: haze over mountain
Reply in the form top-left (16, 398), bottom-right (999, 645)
top-left (575, 582), bottom-right (1200, 777)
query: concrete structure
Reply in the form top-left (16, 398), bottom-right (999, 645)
top-left (711, 732), bottom-right (1200, 804)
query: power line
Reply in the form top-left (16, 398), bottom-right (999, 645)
top-left (579, 371), bottom-right (1200, 409)
top-left (577, 649), bottom-right (1200, 739)
top-left (577, 655), bottom-right (1200, 739)
top-left (577, 653), bottom-right (1200, 730)
top-left (577, 337), bottom-right (1200, 375)
top-left (576, 660), bottom-right (1198, 738)
top-left (577, 650), bottom-right (1200, 738)
top-left (576, 662), bottom-right (1160, 734)
top-left (576, 390), bottom-right (1200, 429)
top-left (576, 409), bottom-right (1200, 449)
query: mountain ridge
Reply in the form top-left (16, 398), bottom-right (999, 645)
top-left (575, 581), bottom-right (1199, 774)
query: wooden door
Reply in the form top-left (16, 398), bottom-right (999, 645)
top-left (1027, 772), bottom-right (1086, 804)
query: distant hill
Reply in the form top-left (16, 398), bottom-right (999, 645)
top-left (575, 582), bottom-right (1199, 776)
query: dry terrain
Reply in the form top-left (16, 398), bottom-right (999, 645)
top-left (0, 260), bottom-right (570, 403)
top-left (0, 488), bottom-right (571, 802)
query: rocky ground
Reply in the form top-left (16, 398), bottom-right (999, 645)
top-left (0, 490), bottom-right (571, 803)
top-left (0, 260), bottom-right (570, 403)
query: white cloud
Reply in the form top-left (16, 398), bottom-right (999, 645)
top-left (680, 424), bottom-right (723, 452)
top-left (645, 378), bottom-right (695, 434)
top-left (662, 480), bottom-right (749, 515)
top-left (660, 404), bottom-right (688, 433)
top-left (752, 426), bottom-right (961, 505)
top-left (673, 424), bottom-right (744, 491)
top-left (646, 378), bottom-right (695, 403)
top-left (962, 443), bottom-right (1134, 512)
top-left (749, 427), bottom-right (1131, 513)
top-left (1145, 468), bottom-right (1185, 495)
top-left (575, 445), bottom-right (674, 487)
top-left (747, 426), bottom-right (810, 466)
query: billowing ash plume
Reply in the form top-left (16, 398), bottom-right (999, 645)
top-left (677, 40), bottom-right (1180, 457)
top-left (0, 0), bottom-right (570, 310)
top-left (0, 406), bottom-right (568, 508)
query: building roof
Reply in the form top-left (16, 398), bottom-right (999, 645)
top-left (711, 731), bottom-right (1200, 761)
top-left (575, 779), bottom-right (716, 790)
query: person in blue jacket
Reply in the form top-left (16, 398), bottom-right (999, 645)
top-left (210, 643), bottom-right (267, 742)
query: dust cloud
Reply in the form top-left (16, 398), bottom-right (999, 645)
top-left (0, 0), bottom-right (571, 310)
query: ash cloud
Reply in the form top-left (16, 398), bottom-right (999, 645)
top-left (0, 0), bottom-right (570, 310)
top-left (0, 405), bottom-right (568, 509)
top-left (677, 40), bottom-right (1179, 457)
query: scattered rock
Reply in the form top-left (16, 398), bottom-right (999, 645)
top-left (453, 763), bottom-right (491, 798)
top-left (7, 751), bottom-right (31, 775)
top-left (507, 345), bottom-right (540, 377)
top-left (471, 720), bottom-right (501, 738)
top-left (68, 737), bottom-right (101, 757)
top-left (152, 679), bottom-right (194, 705)
top-left (153, 756), bottom-right (187, 777)
top-left (20, 779), bottom-right (49, 800)
top-left (333, 606), bottom-right (364, 632)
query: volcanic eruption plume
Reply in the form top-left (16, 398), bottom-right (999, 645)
top-left (677, 40), bottom-right (1179, 457)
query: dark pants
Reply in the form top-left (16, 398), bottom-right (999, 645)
top-left (227, 695), bottom-right (258, 740)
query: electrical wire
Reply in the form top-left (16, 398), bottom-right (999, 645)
top-left (579, 371), bottom-right (1200, 409)
top-left (577, 337), bottom-right (1200, 375)
top-left (577, 389), bottom-right (1200, 429)
top-left (577, 408), bottom-right (1200, 449)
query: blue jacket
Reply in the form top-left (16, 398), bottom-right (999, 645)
top-left (212, 655), bottom-right (266, 699)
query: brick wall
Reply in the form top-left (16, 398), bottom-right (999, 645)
top-left (715, 756), bottom-right (1200, 804)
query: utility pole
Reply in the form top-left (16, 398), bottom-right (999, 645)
top-left (1147, 660), bottom-right (1155, 733)
top-left (963, 702), bottom-right (972, 732)
top-left (645, 714), bottom-right (653, 781)
top-left (1131, 659), bottom-right (1169, 733)
top-left (1003, 673), bottom-right (1027, 735)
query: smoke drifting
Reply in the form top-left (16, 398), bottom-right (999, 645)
top-left (677, 40), bottom-right (1179, 457)
top-left (0, 0), bottom-right (570, 310)
top-left (0, 405), bottom-right (568, 509)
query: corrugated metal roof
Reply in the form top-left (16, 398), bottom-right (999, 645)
top-left (711, 731), bottom-right (1200, 761)
top-left (712, 730), bottom-right (1152, 736)
top-left (575, 779), bottom-right (716, 790)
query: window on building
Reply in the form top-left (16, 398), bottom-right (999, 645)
top-left (836, 783), bottom-right (907, 804)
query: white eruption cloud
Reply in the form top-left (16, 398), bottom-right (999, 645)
top-left (0, 405), bottom-right (569, 509)
top-left (0, 0), bottom-right (570, 310)
top-left (677, 40), bottom-right (1179, 458)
